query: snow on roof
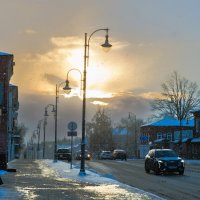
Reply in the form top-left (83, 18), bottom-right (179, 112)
top-left (0, 52), bottom-right (12, 56)
top-left (141, 118), bottom-right (194, 127)
top-left (191, 138), bottom-right (200, 143)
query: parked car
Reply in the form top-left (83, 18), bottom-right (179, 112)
top-left (99, 151), bottom-right (113, 160)
top-left (75, 150), bottom-right (92, 160)
top-left (56, 148), bottom-right (71, 162)
top-left (113, 149), bottom-right (127, 161)
top-left (144, 149), bottom-right (185, 175)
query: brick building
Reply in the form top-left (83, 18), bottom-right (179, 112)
top-left (140, 118), bottom-right (194, 158)
top-left (0, 52), bottom-right (15, 169)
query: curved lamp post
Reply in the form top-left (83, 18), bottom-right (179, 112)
top-left (43, 104), bottom-right (55, 159)
top-left (36, 119), bottom-right (44, 159)
top-left (53, 81), bottom-right (70, 162)
top-left (64, 28), bottom-right (112, 175)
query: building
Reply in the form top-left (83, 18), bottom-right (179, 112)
top-left (191, 109), bottom-right (200, 159)
top-left (140, 118), bottom-right (194, 158)
top-left (8, 84), bottom-right (19, 161)
top-left (0, 52), bottom-right (17, 169)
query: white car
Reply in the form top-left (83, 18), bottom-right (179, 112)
top-left (99, 151), bottom-right (113, 160)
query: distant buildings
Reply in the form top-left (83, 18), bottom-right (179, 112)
top-left (140, 115), bottom-right (200, 159)
top-left (0, 52), bottom-right (19, 169)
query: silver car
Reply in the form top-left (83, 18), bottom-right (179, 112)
top-left (99, 151), bottom-right (113, 160)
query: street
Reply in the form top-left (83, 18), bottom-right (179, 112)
top-left (86, 159), bottom-right (200, 200)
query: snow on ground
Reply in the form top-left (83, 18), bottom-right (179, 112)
top-left (40, 159), bottom-right (165, 200)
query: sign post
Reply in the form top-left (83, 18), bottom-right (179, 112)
top-left (67, 121), bottom-right (77, 169)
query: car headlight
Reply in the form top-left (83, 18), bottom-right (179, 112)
top-left (178, 159), bottom-right (184, 167)
top-left (158, 160), bottom-right (163, 167)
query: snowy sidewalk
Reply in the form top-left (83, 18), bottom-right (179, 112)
top-left (42, 159), bottom-right (165, 200)
top-left (0, 159), bottom-right (165, 200)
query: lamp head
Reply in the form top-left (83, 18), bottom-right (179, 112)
top-left (44, 109), bottom-right (48, 117)
top-left (101, 34), bottom-right (112, 52)
top-left (63, 80), bottom-right (72, 93)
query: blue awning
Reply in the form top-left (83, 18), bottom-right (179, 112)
top-left (191, 138), bottom-right (200, 143)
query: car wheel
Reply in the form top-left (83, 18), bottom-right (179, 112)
top-left (145, 163), bottom-right (150, 173)
top-left (179, 171), bottom-right (184, 175)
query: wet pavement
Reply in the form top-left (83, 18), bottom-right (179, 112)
top-left (0, 159), bottom-right (164, 200)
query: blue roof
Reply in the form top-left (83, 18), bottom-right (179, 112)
top-left (142, 118), bottom-right (194, 127)
top-left (0, 52), bottom-right (12, 56)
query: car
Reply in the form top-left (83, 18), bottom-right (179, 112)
top-left (56, 148), bottom-right (71, 162)
top-left (144, 149), bottom-right (185, 175)
top-left (99, 151), bottom-right (113, 160)
top-left (112, 149), bottom-right (127, 161)
top-left (75, 150), bottom-right (92, 160)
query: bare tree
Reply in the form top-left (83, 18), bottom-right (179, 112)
top-left (151, 71), bottom-right (200, 120)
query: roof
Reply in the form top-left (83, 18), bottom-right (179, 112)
top-left (0, 52), bottom-right (12, 56)
top-left (191, 138), bottom-right (200, 143)
top-left (141, 118), bottom-right (194, 127)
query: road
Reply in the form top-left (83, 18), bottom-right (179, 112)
top-left (86, 159), bottom-right (200, 200)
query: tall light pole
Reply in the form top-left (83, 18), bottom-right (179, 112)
top-left (65, 28), bottom-right (112, 175)
top-left (43, 104), bottom-right (55, 159)
top-left (54, 81), bottom-right (69, 162)
top-left (36, 119), bottom-right (44, 159)
top-left (128, 112), bottom-right (137, 157)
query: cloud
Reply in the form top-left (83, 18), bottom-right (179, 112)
top-left (50, 36), bottom-right (83, 48)
top-left (25, 29), bottom-right (37, 35)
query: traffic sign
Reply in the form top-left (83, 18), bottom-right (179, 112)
top-left (68, 131), bottom-right (77, 137)
top-left (68, 121), bottom-right (77, 131)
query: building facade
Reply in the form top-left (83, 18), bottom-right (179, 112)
top-left (140, 118), bottom-right (195, 159)
top-left (0, 52), bottom-right (17, 169)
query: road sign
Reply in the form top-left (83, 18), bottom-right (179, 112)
top-left (68, 121), bottom-right (77, 131)
top-left (68, 131), bottom-right (77, 137)
top-left (140, 135), bottom-right (149, 142)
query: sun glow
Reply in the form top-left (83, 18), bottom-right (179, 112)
top-left (67, 48), bottom-right (83, 68)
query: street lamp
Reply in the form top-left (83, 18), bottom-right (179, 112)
top-left (43, 104), bottom-right (55, 159)
top-left (54, 81), bottom-right (70, 162)
top-left (63, 68), bottom-right (83, 93)
top-left (65, 28), bottom-right (112, 175)
top-left (36, 119), bottom-right (44, 159)
top-left (128, 112), bottom-right (137, 157)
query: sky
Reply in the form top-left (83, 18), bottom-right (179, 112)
top-left (1, 0), bottom-right (200, 141)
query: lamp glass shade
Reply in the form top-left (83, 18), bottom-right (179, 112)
top-left (101, 35), bottom-right (112, 52)
top-left (63, 80), bottom-right (72, 93)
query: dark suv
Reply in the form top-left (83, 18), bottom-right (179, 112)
top-left (56, 148), bottom-right (71, 162)
top-left (145, 149), bottom-right (184, 175)
top-left (113, 149), bottom-right (127, 161)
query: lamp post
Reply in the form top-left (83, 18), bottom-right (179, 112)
top-left (65, 28), bottom-right (112, 175)
top-left (43, 104), bottom-right (55, 159)
top-left (36, 119), bottom-right (44, 159)
top-left (128, 112), bottom-right (137, 157)
top-left (54, 81), bottom-right (70, 162)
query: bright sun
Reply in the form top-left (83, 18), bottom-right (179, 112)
top-left (64, 47), bottom-right (113, 100)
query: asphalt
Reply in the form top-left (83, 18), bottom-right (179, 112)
top-left (0, 159), bottom-right (102, 200)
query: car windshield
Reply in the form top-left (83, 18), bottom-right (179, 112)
top-left (155, 150), bottom-right (177, 158)
top-left (57, 149), bottom-right (71, 153)
top-left (102, 151), bottom-right (111, 154)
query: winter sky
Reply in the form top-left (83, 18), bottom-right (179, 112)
top-left (1, 0), bottom-right (200, 140)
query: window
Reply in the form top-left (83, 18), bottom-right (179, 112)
top-left (167, 133), bottom-right (172, 141)
top-left (157, 133), bottom-right (162, 139)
